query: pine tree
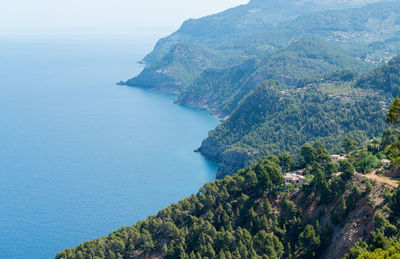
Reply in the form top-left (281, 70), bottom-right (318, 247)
top-left (217, 249), bottom-right (226, 259)
top-left (208, 244), bottom-right (216, 258)
top-left (278, 152), bottom-right (294, 172)
top-left (387, 97), bottom-right (400, 125)
top-left (342, 137), bottom-right (358, 153)
top-left (161, 243), bottom-right (168, 255)
top-left (189, 251), bottom-right (196, 259)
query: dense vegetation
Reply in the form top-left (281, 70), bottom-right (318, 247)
top-left (125, 43), bottom-right (245, 93)
top-left (200, 78), bottom-right (387, 178)
top-left (195, 52), bottom-right (400, 178)
top-left (56, 140), bottom-right (373, 259)
top-left (176, 37), bottom-right (369, 117)
top-left (354, 244), bottom-right (400, 259)
top-left (357, 55), bottom-right (400, 97)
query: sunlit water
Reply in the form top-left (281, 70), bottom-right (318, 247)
top-left (0, 35), bottom-right (218, 258)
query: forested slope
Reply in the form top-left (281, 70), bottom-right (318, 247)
top-left (56, 139), bottom-right (400, 259)
top-left (357, 55), bottom-right (400, 97)
top-left (195, 54), bottom-right (400, 178)
top-left (176, 37), bottom-right (370, 118)
top-left (125, 43), bottom-right (245, 93)
top-left (199, 78), bottom-right (388, 178)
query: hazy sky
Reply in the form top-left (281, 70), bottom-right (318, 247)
top-left (0, 0), bottom-right (248, 36)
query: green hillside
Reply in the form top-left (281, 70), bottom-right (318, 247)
top-left (124, 43), bottom-right (244, 93)
top-left (56, 137), bottom-right (400, 259)
top-left (199, 78), bottom-right (388, 178)
top-left (176, 37), bottom-right (370, 117)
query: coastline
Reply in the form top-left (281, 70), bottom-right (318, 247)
top-left (118, 81), bottom-right (234, 178)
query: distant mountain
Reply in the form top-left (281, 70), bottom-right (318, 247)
top-left (143, 0), bottom-right (386, 65)
top-left (142, 0), bottom-right (338, 64)
top-left (124, 0), bottom-right (400, 97)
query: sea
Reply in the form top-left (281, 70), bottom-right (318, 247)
top-left (0, 34), bottom-right (218, 258)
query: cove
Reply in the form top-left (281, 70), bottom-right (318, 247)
top-left (0, 35), bottom-right (218, 258)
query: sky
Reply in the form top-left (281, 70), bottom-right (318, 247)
top-left (0, 0), bottom-right (249, 36)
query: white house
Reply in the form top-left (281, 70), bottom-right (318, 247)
top-left (382, 159), bottom-right (391, 167)
top-left (284, 173), bottom-right (306, 187)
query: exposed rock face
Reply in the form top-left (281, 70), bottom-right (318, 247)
top-left (321, 174), bottom-right (386, 259)
top-left (290, 174), bottom-right (386, 259)
top-left (323, 197), bottom-right (375, 259)
top-left (198, 137), bottom-right (255, 178)
top-left (196, 137), bottom-right (226, 164)
top-left (216, 150), bottom-right (254, 179)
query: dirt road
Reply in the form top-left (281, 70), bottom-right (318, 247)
top-left (361, 168), bottom-right (400, 188)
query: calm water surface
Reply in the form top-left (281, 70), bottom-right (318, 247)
top-left (0, 35), bottom-right (218, 258)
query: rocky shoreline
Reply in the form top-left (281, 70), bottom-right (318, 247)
top-left (197, 136), bottom-right (256, 179)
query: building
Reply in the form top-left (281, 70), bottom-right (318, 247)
top-left (297, 169), bottom-right (305, 175)
top-left (287, 169), bottom-right (305, 175)
top-left (331, 154), bottom-right (346, 163)
top-left (284, 173), bottom-right (306, 187)
top-left (382, 159), bottom-right (391, 167)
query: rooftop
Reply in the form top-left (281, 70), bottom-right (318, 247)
top-left (284, 173), bottom-right (306, 181)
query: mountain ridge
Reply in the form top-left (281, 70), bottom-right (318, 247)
top-left (126, 0), bottom-right (400, 99)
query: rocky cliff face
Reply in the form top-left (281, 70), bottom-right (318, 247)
top-left (216, 150), bottom-right (255, 179)
top-left (198, 137), bottom-right (257, 178)
top-left (322, 173), bottom-right (388, 259)
top-left (196, 137), bottom-right (225, 164)
top-left (292, 173), bottom-right (386, 259)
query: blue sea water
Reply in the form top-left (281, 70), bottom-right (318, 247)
top-left (0, 35), bottom-right (218, 259)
